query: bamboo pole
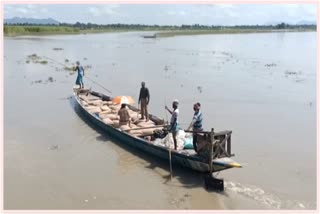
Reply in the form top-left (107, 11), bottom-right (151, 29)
top-left (165, 97), bottom-right (172, 181)
top-left (209, 128), bottom-right (214, 174)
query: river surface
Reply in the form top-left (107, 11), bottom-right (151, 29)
top-left (4, 31), bottom-right (317, 209)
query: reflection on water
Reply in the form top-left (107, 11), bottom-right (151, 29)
top-left (4, 31), bottom-right (316, 209)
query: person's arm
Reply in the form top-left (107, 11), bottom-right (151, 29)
top-left (187, 117), bottom-right (196, 130)
top-left (74, 65), bottom-right (78, 72)
top-left (165, 106), bottom-right (173, 115)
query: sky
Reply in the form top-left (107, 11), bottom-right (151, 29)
top-left (3, 4), bottom-right (317, 26)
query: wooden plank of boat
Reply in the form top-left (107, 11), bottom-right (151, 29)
top-left (73, 88), bottom-right (241, 173)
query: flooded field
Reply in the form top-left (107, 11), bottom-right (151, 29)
top-left (4, 31), bottom-right (317, 209)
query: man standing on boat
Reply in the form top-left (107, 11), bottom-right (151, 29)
top-left (165, 100), bottom-right (180, 150)
top-left (187, 103), bottom-right (203, 152)
top-left (74, 61), bottom-right (84, 89)
top-left (138, 81), bottom-right (150, 121)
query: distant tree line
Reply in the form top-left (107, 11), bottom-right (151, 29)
top-left (4, 22), bottom-right (316, 30)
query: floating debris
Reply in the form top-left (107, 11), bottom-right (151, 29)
top-left (39, 60), bottom-right (48, 64)
top-left (47, 77), bottom-right (54, 82)
top-left (285, 70), bottom-right (298, 75)
top-left (64, 66), bottom-right (74, 71)
top-left (265, 63), bottom-right (277, 67)
top-left (197, 86), bottom-right (203, 93)
top-left (28, 53), bottom-right (41, 61)
top-left (26, 54), bottom-right (48, 65)
top-left (184, 193), bottom-right (190, 197)
top-left (83, 57), bottom-right (88, 60)
top-left (65, 59), bottom-right (69, 63)
top-left (52, 48), bottom-right (63, 51)
top-left (49, 145), bottom-right (59, 150)
top-left (295, 79), bottom-right (305, 83)
top-left (84, 65), bottom-right (92, 70)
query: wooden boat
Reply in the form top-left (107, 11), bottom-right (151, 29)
top-left (143, 34), bottom-right (157, 39)
top-left (73, 88), bottom-right (241, 173)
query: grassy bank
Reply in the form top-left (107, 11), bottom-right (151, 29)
top-left (4, 25), bottom-right (156, 36)
top-left (156, 28), bottom-right (316, 37)
top-left (4, 25), bottom-right (316, 37)
top-left (4, 25), bottom-right (81, 36)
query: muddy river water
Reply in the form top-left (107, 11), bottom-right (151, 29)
top-left (4, 31), bottom-right (317, 209)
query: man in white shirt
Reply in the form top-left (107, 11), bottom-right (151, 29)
top-left (165, 99), bottom-right (180, 150)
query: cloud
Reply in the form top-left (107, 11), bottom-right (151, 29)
top-left (167, 10), bottom-right (186, 16)
top-left (88, 5), bottom-right (119, 17)
top-left (3, 4), bottom-right (317, 25)
top-left (16, 7), bottom-right (29, 14)
top-left (216, 4), bottom-right (234, 9)
top-left (26, 4), bottom-right (36, 9)
top-left (40, 8), bottom-right (48, 13)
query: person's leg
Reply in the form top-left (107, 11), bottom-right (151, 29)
top-left (75, 74), bottom-right (80, 86)
top-left (145, 103), bottom-right (149, 121)
top-left (193, 134), bottom-right (198, 152)
top-left (172, 132), bottom-right (177, 150)
top-left (80, 75), bottom-right (84, 88)
top-left (141, 99), bottom-right (146, 119)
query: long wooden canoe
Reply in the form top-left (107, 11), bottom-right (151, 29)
top-left (73, 88), bottom-right (241, 173)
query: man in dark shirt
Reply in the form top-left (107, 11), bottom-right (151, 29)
top-left (138, 81), bottom-right (150, 121)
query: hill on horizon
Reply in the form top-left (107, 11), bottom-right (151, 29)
top-left (4, 17), bottom-right (60, 25)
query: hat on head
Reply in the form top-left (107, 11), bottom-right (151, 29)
top-left (173, 99), bottom-right (179, 105)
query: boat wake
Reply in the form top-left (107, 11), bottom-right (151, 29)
top-left (224, 181), bottom-right (315, 209)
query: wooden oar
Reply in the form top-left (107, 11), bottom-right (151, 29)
top-left (43, 56), bottom-right (112, 94)
top-left (168, 140), bottom-right (173, 181)
top-left (164, 97), bottom-right (173, 181)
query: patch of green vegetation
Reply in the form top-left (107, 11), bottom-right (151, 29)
top-left (26, 54), bottom-right (48, 65)
top-left (27, 53), bottom-right (41, 61)
top-left (156, 28), bottom-right (316, 37)
top-left (4, 23), bottom-right (316, 37)
top-left (64, 66), bottom-right (74, 71)
top-left (38, 60), bottom-right (48, 64)
top-left (4, 25), bottom-right (80, 36)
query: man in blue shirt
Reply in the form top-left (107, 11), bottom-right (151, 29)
top-left (188, 102), bottom-right (203, 152)
top-left (74, 61), bottom-right (84, 88)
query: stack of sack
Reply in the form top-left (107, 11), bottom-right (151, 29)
top-left (80, 94), bottom-right (122, 127)
top-left (99, 103), bottom-right (121, 127)
top-left (79, 94), bottom-right (163, 137)
top-left (153, 130), bottom-right (194, 151)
